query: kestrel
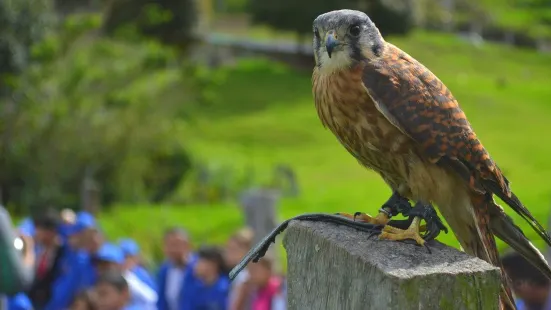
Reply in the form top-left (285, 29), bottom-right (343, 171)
top-left (311, 9), bottom-right (551, 309)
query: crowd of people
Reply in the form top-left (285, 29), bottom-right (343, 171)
top-left (14, 207), bottom-right (551, 310)
top-left (7, 208), bottom-right (287, 310)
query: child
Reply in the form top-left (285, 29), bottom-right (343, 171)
top-left (247, 256), bottom-right (286, 310)
top-left (94, 243), bottom-right (157, 309)
top-left (224, 228), bottom-right (254, 310)
top-left (70, 290), bottom-right (96, 310)
top-left (94, 270), bottom-right (140, 310)
top-left (118, 238), bottom-right (156, 290)
top-left (181, 245), bottom-right (230, 310)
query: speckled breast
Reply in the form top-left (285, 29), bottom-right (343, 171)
top-left (312, 65), bottom-right (414, 185)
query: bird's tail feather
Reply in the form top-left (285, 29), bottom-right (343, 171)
top-left (469, 194), bottom-right (517, 310)
top-left (488, 199), bottom-right (551, 280)
top-left (482, 178), bottom-right (551, 249)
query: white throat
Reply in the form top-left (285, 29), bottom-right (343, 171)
top-left (318, 51), bottom-right (352, 75)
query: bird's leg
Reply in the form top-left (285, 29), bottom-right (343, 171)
top-left (379, 217), bottom-right (425, 246)
top-left (336, 191), bottom-right (412, 226)
top-left (379, 202), bottom-right (448, 245)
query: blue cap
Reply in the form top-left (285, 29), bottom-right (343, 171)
top-left (119, 238), bottom-right (140, 257)
top-left (18, 218), bottom-right (35, 237)
top-left (68, 212), bottom-right (96, 235)
top-left (95, 243), bottom-right (124, 264)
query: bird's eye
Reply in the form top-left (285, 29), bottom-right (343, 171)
top-left (349, 25), bottom-right (361, 37)
top-left (313, 27), bottom-right (320, 38)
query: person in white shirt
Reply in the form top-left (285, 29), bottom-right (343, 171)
top-left (94, 242), bottom-right (158, 309)
top-left (123, 268), bottom-right (157, 310)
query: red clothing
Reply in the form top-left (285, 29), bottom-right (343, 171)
top-left (36, 249), bottom-right (51, 279)
top-left (251, 277), bottom-right (282, 310)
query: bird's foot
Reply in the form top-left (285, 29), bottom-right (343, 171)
top-left (379, 217), bottom-right (426, 246)
top-left (335, 211), bottom-right (390, 226)
top-left (407, 202), bottom-right (448, 241)
top-left (382, 202), bottom-right (448, 246)
top-left (335, 191), bottom-right (413, 226)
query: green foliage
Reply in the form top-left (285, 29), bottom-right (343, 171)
top-left (248, 0), bottom-right (415, 40)
top-left (99, 203), bottom-right (244, 264)
top-left (53, 0), bottom-right (100, 14)
top-left (248, 0), bottom-right (357, 38)
top-left (0, 0), bottom-right (55, 95)
top-left (144, 149), bottom-right (192, 203)
top-left (367, 0), bottom-right (415, 36)
top-left (174, 161), bottom-right (294, 205)
top-left (0, 13), bottom-right (214, 212)
top-left (222, 0), bottom-right (248, 14)
top-left (102, 0), bottom-right (198, 48)
top-left (426, 0), bottom-right (551, 40)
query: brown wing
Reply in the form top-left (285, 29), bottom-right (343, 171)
top-left (360, 43), bottom-right (551, 247)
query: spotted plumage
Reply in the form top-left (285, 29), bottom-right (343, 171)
top-left (312, 9), bottom-right (551, 310)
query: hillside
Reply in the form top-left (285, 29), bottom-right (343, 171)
top-left (101, 31), bottom-right (551, 260)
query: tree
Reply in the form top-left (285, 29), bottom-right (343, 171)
top-left (102, 0), bottom-right (198, 50)
top-left (0, 0), bottom-right (55, 96)
top-left (366, 0), bottom-right (415, 36)
top-left (248, 0), bottom-right (416, 53)
top-left (0, 13), bottom-right (211, 212)
top-left (249, 0), bottom-right (355, 52)
top-left (0, 0), bottom-right (55, 209)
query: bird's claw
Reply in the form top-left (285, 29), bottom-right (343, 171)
top-left (406, 203), bottom-right (448, 241)
top-left (335, 193), bottom-right (447, 244)
top-left (381, 191), bottom-right (413, 217)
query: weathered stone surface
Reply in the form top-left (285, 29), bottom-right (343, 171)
top-left (283, 220), bottom-right (501, 310)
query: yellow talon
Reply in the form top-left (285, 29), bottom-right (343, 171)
top-left (336, 211), bottom-right (390, 226)
top-left (379, 217), bottom-right (425, 246)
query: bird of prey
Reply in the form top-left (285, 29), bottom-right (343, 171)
top-left (311, 9), bottom-right (551, 309)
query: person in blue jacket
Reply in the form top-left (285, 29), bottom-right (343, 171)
top-left (58, 208), bottom-right (77, 245)
top-left (7, 293), bottom-right (33, 310)
top-left (42, 211), bottom-right (99, 310)
top-left (180, 245), bottom-right (229, 310)
top-left (77, 211), bottom-right (105, 288)
top-left (119, 238), bottom-right (156, 290)
top-left (95, 242), bottom-right (158, 309)
top-left (156, 227), bottom-right (197, 310)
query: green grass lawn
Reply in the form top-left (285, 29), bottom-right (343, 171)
top-left (101, 31), bottom-right (551, 264)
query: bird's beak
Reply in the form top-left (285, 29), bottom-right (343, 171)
top-left (325, 31), bottom-right (340, 58)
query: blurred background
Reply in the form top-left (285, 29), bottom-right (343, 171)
top-left (2, 0), bottom-right (551, 268)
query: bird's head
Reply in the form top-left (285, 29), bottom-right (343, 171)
top-left (313, 9), bottom-right (385, 74)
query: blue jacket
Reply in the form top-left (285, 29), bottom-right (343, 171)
top-left (28, 244), bottom-right (70, 309)
top-left (43, 250), bottom-right (95, 310)
top-left (133, 265), bottom-right (157, 290)
top-left (7, 293), bottom-right (32, 310)
top-left (124, 304), bottom-right (147, 310)
top-left (156, 254), bottom-right (198, 310)
top-left (180, 272), bottom-right (230, 310)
